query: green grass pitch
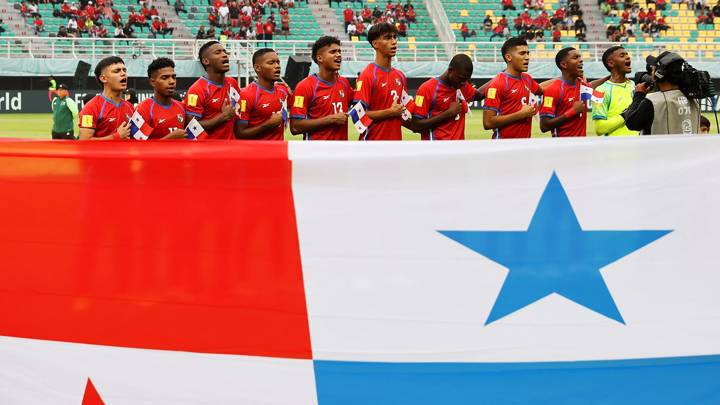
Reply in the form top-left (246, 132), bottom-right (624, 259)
top-left (0, 113), bottom-right (717, 140)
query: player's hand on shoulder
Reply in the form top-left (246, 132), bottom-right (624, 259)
top-left (447, 101), bottom-right (462, 116)
top-left (117, 121), bottom-right (131, 139)
top-left (328, 112), bottom-right (348, 126)
top-left (519, 104), bottom-right (537, 119)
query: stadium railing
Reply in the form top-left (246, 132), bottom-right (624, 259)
top-left (2, 37), bottom-right (719, 64)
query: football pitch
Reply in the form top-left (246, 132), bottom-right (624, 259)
top-left (0, 113), bottom-right (718, 140)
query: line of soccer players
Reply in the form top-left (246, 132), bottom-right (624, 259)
top-left (77, 22), bottom-right (633, 141)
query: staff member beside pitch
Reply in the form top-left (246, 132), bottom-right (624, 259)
top-left (623, 52), bottom-right (701, 135)
top-left (50, 84), bottom-right (78, 140)
top-left (592, 46), bottom-right (637, 136)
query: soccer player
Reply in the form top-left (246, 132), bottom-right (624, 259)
top-left (482, 37), bottom-right (542, 139)
top-left (538, 47), bottom-right (589, 137)
top-left (289, 36), bottom-right (352, 140)
top-left (78, 56), bottom-right (134, 140)
top-left (235, 48), bottom-right (289, 140)
top-left (184, 41), bottom-right (240, 139)
top-left (592, 46), bottom-right (638, 136)
top-left (411, 54), bottom-right (480, 140)
top-left (134, 57), bottom-right (187, 139)
top-left (354, 22), bottom-right (410, 140)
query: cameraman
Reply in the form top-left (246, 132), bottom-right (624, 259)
top-left (623, 52), bottom-right (701, 135)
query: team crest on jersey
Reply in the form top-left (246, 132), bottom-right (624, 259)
top-left (395, 78), bottom-right (401, 87)
top-left (339, 90), bottom-right (345, 99)
top-left (177, 114), bottom-right (183, 124)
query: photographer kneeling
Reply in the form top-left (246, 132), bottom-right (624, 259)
top-left (623, 52), bottom-right (701, 135)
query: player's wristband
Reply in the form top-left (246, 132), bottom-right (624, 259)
top-left (563, 109), bottom-right (577, 119)
top-left (112, 131), bottom-right (121, 140)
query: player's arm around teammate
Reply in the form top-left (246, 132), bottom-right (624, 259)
top-left (289, 36), bottom-right (349, 139)
top-left (78, 56), bottom-right (133, 140)
top-left (234, 49), bottom-right (285, 140)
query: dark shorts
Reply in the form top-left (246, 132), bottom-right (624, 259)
top-left (51, 131), bottom-right (75, 140)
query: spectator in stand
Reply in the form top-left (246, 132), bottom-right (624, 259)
top-left (655, 0), bottom-right (666, 9)
top-left (656, 14), bottom-right (669, 30)
top-left (406, 7), bottom-right (415, 23)
top-left (489, 22), bottom-right (505, 40)
top-left (218, 1), bottom-right (229, 25)
top-left (638, 7), bottom-right (647, 22)
top-left (240, 11), bottom-right (251, 27)
top-left (205, 27), bottom-right (216, 38)
top-left (58, 25), bottom-right (69, 36)
top-left (27, 2), bottom-right (40, 18)
top-left (620, 8), bottom-right (629, 23)
top-left (362, 5), bottom-right (372, 21)
top-left (460, 21), bottom-right (469, 40)
top-left (713, 1), bottom-right (720, 17)
top-left (552, 6), bottom-right (565, 24)
top-left (536, 0), bottom-right (544, 10)
top-left (229, 2), bottom-right (240, 26)
top-left (113, 21), bottom-right (125, 37)
top-left (67, 16), bottom-right (78, 34)
top-left (346, 19), bottom-right (356, 38)
top-left (574, 14), bottom-right (586, 32)
top-left (356, 18), bottom-right (366, 35)
top-left (600, 2), bottom-right (611, 15)
top-left (343, 5), bottom-right (354, 31)
top-left (502, 0), bottom-right (516, 9)
top-left (33, 15), bottom-right (45, 34)
top-left (281, 11), bottom-right (289, 37)
top-left (174, 0), bottom-right (187, 14)
top-left (263, 17), bottom-right (274, 42)
top-left (196, 24), bottom-right (206, 38)
top-left (208, 10), bottom-right (219, 27)
top-left (149, 5), bottom-right (159, 19)
top-left (397, 19), bottom-right (407, 36)
top-left (96, 22), bottom-right (108, 37)
top-left (483, 14), bottom-right (493, 31)
top-left (552, 25), bottom-right (561, 41)
top-left (123, 21), bottom-right (135, 37)
top-left (151, 16), bottom-right (161, 36)
top-left (60, 1), bottom-right (72, 17)
top-left (372, 5), bottom-right (382, 19)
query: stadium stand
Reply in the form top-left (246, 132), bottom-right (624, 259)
top-left (602, 1), bottom-right (720, 60)
top-left (330, 0), bottom-right (438, 59)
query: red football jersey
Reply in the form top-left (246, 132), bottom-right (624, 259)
top-left (538, 78), bottom-right (588, 137)
top-left (414, 77), bottom-right (476, 140)
top-left (290, 74), bottom-right (353, 140)
top-left (78, 94), bottom-right (135, 139)
top-left (183, 76), bottom-right (241, 140)
top-left (135, 97), bottom-right (186, 140)
top-left (354, 63), bottom-right (410, 141)
top-left (237, 81), bottom-right (290, 141)
top-left (483, 72), bottom-right (540, 139)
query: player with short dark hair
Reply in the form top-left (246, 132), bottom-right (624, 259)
top-left (354, 22), bottom-right (413, 140)
top-left (411, 54), bottom-right (482, 140)
top-left (592, 46), bottom-right (637, 136)
top-left (289, 36), bottom-right (352, 140)
top-left (134, 57), bottom-right (187, 140)
top-left (700, 115), bottom-right (711, 134)
top-left (78, 56), bottom-right (134, 140)
top-left (235, 48), bottom-right (290, 140)
top-left (183, 41), bottom-right (241, 139)
top-left (483, 37), bottom-right (542, 138)
top-left (538, 47), bottom-right (590, 137)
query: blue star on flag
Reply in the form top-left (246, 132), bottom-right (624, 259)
top-left (439, 172), bottom-right (672, 325)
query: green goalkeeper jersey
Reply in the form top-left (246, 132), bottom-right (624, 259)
top-left (592, 79), bottom-right (639, 136)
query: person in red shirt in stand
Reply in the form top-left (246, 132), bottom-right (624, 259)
top-left (638, 8), bottom-right (647, 23)
top-left (552, 26), bottom-right (561, 41)
top-left (61, 2), bottom-right (72, 17)
top-left (290, 36), bottom-right (352, 140)
top-left (362, 5), bottom-right (372, 21)
top-left (263, 18), bottom-right (274, 41)
top-left (411, 54), bottom-right (483, 140)
top-left (647, 8), bottom-right (656, 22)
top-left (497, 14), bottom-right (508, 27)
top-left (78, 56), bottom-right (133, 140)
top-left (235, 48), bottom-right (289, 140)
top-left (502, 0), bottom-right (515, 10)
top-left (183, 41), bottom-right (240, 139)
top-left (136, 12), bottom-right (150, 31)
top-left (483, 37), bottom-right (543, 139)
top-left (343, 5), bottom-right (354, 31)
top-left (255, 19), bottom-right (264, 39)
top-left (33, 16), bottom-right (44, 33)
top-left (85, 1), bottom-right (96, 21)
top-left (397, 20), bottom-right (407, 36)
top-left (356, 19), bottom-right (365, 36)
top-left (151, 17), bottom-right (162, 36)
top-left (134, 58), bottom-right (187, 140)
top-left (240, 12), bottom-right (251, 27)
top-left (406, 7), bottom-right (416, 23)
top-left (149, 5), bottom-right (159, 18)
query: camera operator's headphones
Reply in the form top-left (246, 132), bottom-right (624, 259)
top-left (654, 51), bottom-right (685, 80)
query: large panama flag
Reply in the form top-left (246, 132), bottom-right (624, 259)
top-left (0, 137), bottom-right (719, 404)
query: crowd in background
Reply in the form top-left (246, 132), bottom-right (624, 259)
top-left (344, 0), bottom-right (416, 39)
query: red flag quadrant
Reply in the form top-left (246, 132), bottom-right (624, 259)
top-left (0, 141), bottom-right (311, 359)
